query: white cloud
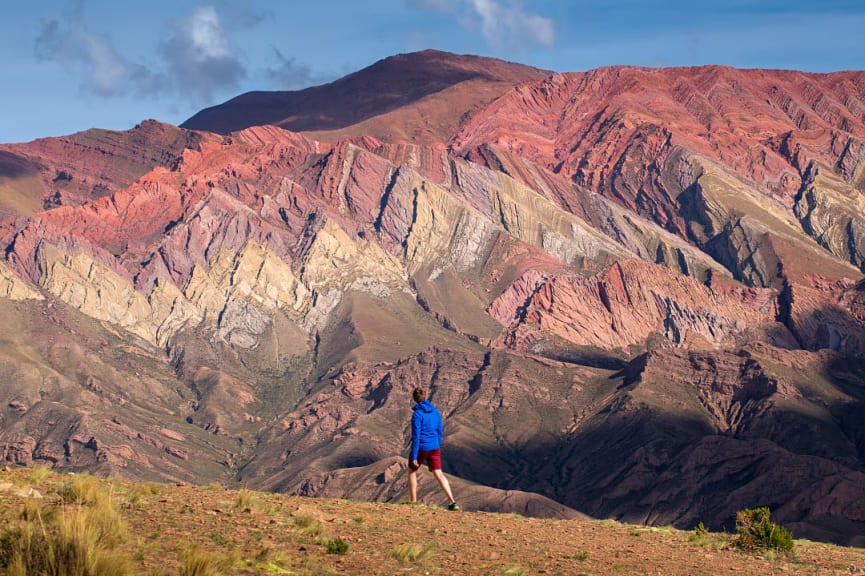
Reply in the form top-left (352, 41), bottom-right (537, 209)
top-left (160, 6), bottom-right (247, 102)
top-left (472, 0), bottom-right (555, 47)
top-left (411, 0), bottom-right (555, 48)
top-left (186, 6), bottom-right (231, 59)
top-left (34, 14), bottom-right (158, 97)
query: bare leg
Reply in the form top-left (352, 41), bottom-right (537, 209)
top-left (408, 468), bottom-right (418, 502)
top-left (431, 469), bottom-right (455, 504)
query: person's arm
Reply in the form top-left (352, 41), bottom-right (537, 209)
top-left (436, 411), bottom-right (443, 445)
top-left (410, 411), bottom-right (421, 461)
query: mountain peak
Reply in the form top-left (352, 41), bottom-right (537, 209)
top-left (180, 50), bottom-right (548, 139)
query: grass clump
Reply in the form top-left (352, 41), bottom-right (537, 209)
top-left (250, 546), bottom-right (292, 573)
top-left (25, 464), bottom-right (53, 484)
top-left (0, 486), bottom-right (132, 576)
top-left (293, 514), bottom-right (325, 538)
top-left (58, 474), bottom-right (105, 506)
top-left (735, 507), bottom-right (794, 552)
top-left (179, 545), bottom-right (235, 576)
top-left (236, 488), bottom-right (257, 511)
top-left (387, 542), bottom-right (436, 565)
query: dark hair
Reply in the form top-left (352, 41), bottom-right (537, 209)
top-left (412, 387), bottom-right (426, 403)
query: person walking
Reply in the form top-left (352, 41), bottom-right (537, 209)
top-left (408, 387), bottom-right (459, 510)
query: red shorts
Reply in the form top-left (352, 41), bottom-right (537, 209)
top-left (411, 448), bottom-right (441, 471)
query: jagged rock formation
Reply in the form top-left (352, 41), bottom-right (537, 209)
top-left (1, 51), bottom-right (864, 545)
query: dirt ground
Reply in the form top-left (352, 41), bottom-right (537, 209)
top-left (1, 468), bottom-right (864, 575)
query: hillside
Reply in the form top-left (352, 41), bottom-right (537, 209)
top-left (1, 51), bottom-right (864, 547)
top-left (1, 467), bottom-right (863, 575)
top-left (181, 49), bottom-right (549, 143)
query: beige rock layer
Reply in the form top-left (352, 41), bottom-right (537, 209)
top-left (0, 260), bottom-right (42, 301)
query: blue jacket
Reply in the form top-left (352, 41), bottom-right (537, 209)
top-left (411, 400), bottom-right (443, 461)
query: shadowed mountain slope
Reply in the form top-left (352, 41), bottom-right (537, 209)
top-left (181, 49), bottom-right (549, 142)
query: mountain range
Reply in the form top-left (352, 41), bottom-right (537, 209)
top-left (1, 49), bottom-right (864, 545)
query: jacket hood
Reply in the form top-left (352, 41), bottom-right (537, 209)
top-left (413, 399), bottom-right (435, 413)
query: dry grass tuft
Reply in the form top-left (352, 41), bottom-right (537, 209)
top-left (179, 544), bottom-right (236, 576)
top-left (0, 482), bottom-right (132, 576)
top-left (387, 542), bottom-right (436, 565)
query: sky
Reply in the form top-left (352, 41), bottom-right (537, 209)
top-left (2, 0), bottom-right (864, 144)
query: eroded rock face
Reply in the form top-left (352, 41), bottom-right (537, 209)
top-left (0, 260), bottom-right (42, 301)
top-left (489, 259), bottom-right (793, 354)
top-left (453, 66), bottom-right (865, 285)
top-left (795, 163), bottom-right (865, 271)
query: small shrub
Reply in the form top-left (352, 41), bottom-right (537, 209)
top-left (323, 537), bottom-right (349, 555)
top-left (573, 551), bottom-right (589, 561)
top-left (689, 521), bottom-right (711, 546)
top-left (735, 507), bottom-right (794, 552)
top-left (501, 566), bottom-right (527, 576)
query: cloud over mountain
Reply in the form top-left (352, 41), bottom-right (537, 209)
top-left (159, 6), bottom-right (247, 102)
top-left (34, 8), bottom-right (159, 97)
top-left (412, 0), bottom-right (555, 47)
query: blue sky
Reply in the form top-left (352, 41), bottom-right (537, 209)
top-left (2, 0), bottom-right (864, 144)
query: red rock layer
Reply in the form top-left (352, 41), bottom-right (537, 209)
top-left (0, 120), bottom-right (204, 211)
top-left (452, 67), bottom-right (865, 231)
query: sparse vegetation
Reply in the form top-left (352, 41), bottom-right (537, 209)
top-left (252, 545), bottom-right (291, 570)
top-left (179, 544), bottom-right (235, 576)
top-left (2, 468), bottom-right (860, 575)
top-left (209, 531), bottom-right (233, 548)
top-left (735, 507), bottom-right (794, 552)
top-left (58, 473), bottom-right (105, 505)
top-left (24, 464), bottom-right (53, 483)
top-left (293, 514), bottom-right (326, 538)
top-left (236, 488), bottom-right (257, 510)
top-left (689, 521), bottom-right (712, 546)
top-left (124, 484), bottom-right (157, 510)
top-left (387, 542), bottom-right (436, 565)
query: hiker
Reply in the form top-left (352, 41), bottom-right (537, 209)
top-left (407, 387), bottom-right (459, 510)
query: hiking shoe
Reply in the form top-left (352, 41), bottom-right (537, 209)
top-left (447, 502), bottom-right (460, 511)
